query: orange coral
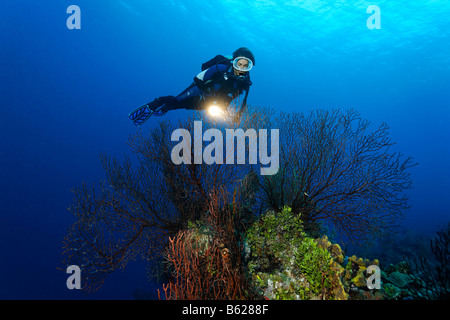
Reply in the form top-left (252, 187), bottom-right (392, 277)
top-left (161, 189), bottom-right (250, 300)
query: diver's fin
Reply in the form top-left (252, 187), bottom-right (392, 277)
top-left (152, 104), bottom-right (169, 117)
top-left (128, 103), bottom-right (154, 127)
top-left (129, 96), bottom-right (177, 126)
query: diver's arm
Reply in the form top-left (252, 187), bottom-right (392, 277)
top-left (194, 64), bottom-right (229, 90)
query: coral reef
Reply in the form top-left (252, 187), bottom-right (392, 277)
top-left (242, 206), bottom-right (439, 300)
top-left (161, 228), bottom-right (246, 300)
top-left (259, 109), bottom-right (416, 241)
top-left (245, 207), bottom-right (348, 300)
top-left (161, 189), bottom-right (252, 300)
top-left (62, 107), bottom-right (417, 296)
top-left (342, 255), bottom-right (384, 300)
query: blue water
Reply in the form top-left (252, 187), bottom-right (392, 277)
top-left (1, 0), bottom-right (449, 299)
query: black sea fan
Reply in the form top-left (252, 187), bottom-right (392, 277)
top-left (407, 222), bottom-right (450, 300)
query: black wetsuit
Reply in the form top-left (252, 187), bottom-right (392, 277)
top-left (161, 62), bottom-right (252, 112)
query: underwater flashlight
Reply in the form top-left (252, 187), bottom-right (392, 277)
top-left (207, 101), bottom-right (225, 118)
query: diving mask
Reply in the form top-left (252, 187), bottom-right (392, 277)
top-left (233, 57), bottom-right (253, 72)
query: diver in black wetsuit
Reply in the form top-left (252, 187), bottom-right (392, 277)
top-left (129, 47), bottom-right (255, 126)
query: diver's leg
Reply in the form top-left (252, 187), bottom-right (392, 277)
top-left (129, 87), bottom-right (201, 125)
top-left (143, 84), bottom-right (202, 118)
top-left (142, 96), bottom-right (176, 115)
top-left (161, 84), bottom-right (202, 111)
top-left (174, 85), bottom-right (202, 110)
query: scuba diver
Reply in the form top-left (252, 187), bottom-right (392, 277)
top-left (129, 47), bottom-right (255, 126)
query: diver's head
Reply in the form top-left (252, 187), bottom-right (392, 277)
top-left (232, 47), bottom-right (255, 76)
